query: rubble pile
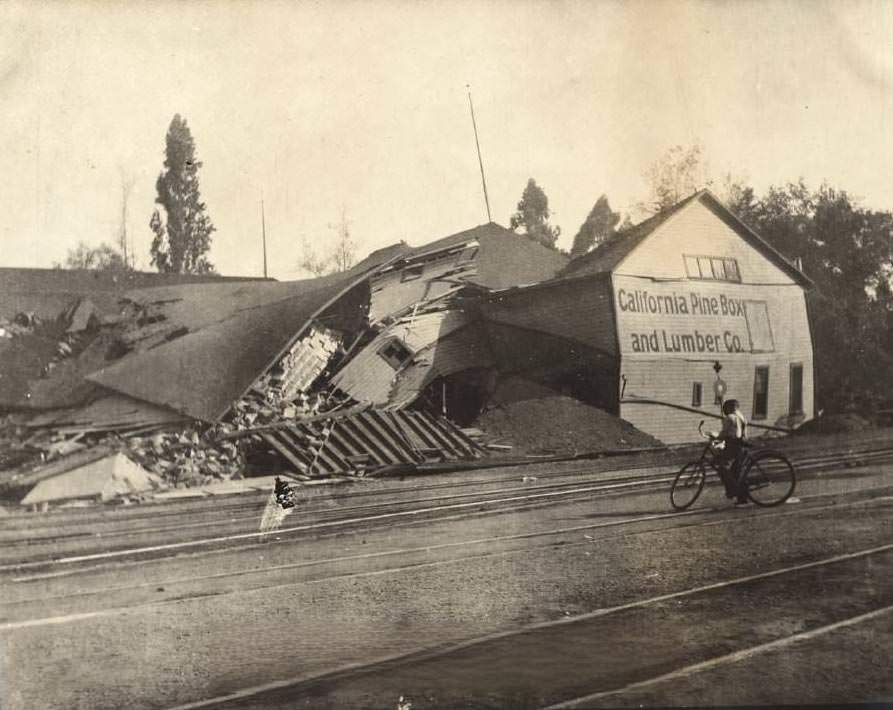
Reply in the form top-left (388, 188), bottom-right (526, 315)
top-left (123, 425), bottom-right (246, 486)
top-left (227, 323), bottom-right (349, 428)
top-left (229, 379), bottom-right (331, 428)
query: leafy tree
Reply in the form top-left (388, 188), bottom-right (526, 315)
top-left (570, 194), bottom-right (620, 258)
top-left (149, 114), bottom-right (216, 273)
top-left (718, 172), bottom-right (759, 226)
top-left (617, 213), bottom-right (635, 233)
top-left (56, 242), bottom-right (128, 270)
top-left (640, 144), bottom-right (705, 214)
top-left (510, 178), bottom-right (561, 249)
top-left (740, 181), bottom-right (893, 413)
top-left (296, 209), bottom-right (358, 277)
top-left (297, 237), bottom-right (329, 277)
top-left (329, 207), bottom-right (357, 273)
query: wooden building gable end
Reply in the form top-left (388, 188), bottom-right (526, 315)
top-left (615, 196), bottom-right (798, 286)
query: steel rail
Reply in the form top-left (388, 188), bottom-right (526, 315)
top-left (1, 448), bottom-right (892, 567)
top-left (3, 496), bottom-right (890, 622)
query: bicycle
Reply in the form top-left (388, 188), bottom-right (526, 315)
top-left (670, 421), bottom-right (796, 510)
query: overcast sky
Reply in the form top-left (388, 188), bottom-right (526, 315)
top-left (2, 0), bottom-right (892, 279)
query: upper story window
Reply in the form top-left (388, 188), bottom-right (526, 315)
top-left (683, 255), bottom-right (741, 283)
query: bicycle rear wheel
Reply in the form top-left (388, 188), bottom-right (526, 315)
top-left (743, 450), bottom-right (795, 506)
top-left (670, 461), bottom-right (706, 510)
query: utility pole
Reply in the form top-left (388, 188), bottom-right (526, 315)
top-left (118, 171), bottom-right (136, 269)
top-left (260, 198), bottom-right (268, 279)
top-left (466, 84), bottom-right (492, 223)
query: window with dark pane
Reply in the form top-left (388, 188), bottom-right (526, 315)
top-left (378, 339), bottom-right (413, 369)
top-left (753, 366), bottom-right (770, 419)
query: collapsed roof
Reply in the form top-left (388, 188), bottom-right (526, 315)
top-left (2, 223), bottom-right (567, 428)
top-left (0, 266), bottom-right (269, 321)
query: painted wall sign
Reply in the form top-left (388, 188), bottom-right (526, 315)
top-left (613, 277), bottom-right (775, 356)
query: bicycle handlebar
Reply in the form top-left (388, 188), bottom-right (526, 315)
top-left (698, 420), bottom-right (718, 442)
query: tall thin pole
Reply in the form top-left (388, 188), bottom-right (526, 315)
top-left (260, 198), bottom-right (268, 279)
top-left (467, 84), bottom-right (492, 223)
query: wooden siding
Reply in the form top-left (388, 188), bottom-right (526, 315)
top-left (617, 199), bottom-right (796, 285)
top-left (368, 244), bottom-right (478, 322)
top-left (620, 352), bottom-right (814, 444)
top-left (612, 275), bottom-right (812, 362)
top-left (614, 276), bottom-right (814, 444)
top-left (481, 275), bottom-right (617, 356)
top-left (387, 323), bottom-right (494, 409)
top-left (330, 310), bottom-right (472, 404)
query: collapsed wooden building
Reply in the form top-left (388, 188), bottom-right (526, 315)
top-left (0, 191), bottom-right (816, 501)
top-left (0, 223), bottom-right (566, 492)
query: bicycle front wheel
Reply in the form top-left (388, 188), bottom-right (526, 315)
top-left (670, 461), bottom-right (706, 510)
top-left (743, 450), bottom-right (795, 506)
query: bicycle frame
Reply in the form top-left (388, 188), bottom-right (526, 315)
top-left (694, 421), bottom-right (752, 489)
top-left (671, 421), bottom-right (796, 510)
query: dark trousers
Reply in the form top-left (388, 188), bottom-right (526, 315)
top-left (718, 439), bottom-right (745, 496)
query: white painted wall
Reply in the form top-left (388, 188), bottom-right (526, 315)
top-left (618, 199), bottom-right (795, 285)
top-left (613, 198), bottom-right (814, 444)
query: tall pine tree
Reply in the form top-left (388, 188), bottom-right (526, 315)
top-left (149, 115), bottom-right (216, 273)
top-left (570, 194), bottom-right (620, 258)
top-left (510, 178), bottom-right (561, 249)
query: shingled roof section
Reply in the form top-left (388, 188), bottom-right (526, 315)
top-left (86, 279), bottom-right (353, 422)
top-left (86, 244), bottom-right (407, 423)
top-left (559, 190), bottom-right (812, 288)
top-left (0, 267), bottom-right (269, 320)
top-left (397, 222), bottom-right (569, 289)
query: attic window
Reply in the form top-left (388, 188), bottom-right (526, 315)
top-left (378, 338), bottom-right (413, 369)
top-left (400, 264), bottom-right (425, 282)
top-left (683, 255), bottom-right (741, 283)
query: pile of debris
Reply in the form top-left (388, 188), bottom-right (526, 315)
top-left (474, 392), bottom-right (663, 456)
top-left (123, 425), bottom-right (246, 487)
top-left (228, 323), bottom-right (347, 428)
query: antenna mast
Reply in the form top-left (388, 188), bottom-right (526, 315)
top-left (466, 84), bottom-right (492, 222)
top-left (260, 198), bottom-right (268, 279)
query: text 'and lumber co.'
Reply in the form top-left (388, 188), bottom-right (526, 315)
top-left (615, 287), bottom-right (774, 355)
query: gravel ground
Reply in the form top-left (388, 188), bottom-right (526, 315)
top-left (1, 482), bottom-right (890, 710)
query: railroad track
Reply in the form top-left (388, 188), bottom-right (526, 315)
top-left (1, 444), bottom-right (892, 573)
top-left (3, 490), bottom-right (890, 628)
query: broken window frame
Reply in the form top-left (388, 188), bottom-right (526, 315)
top-left (377, 337), bottom-right (414, 369)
